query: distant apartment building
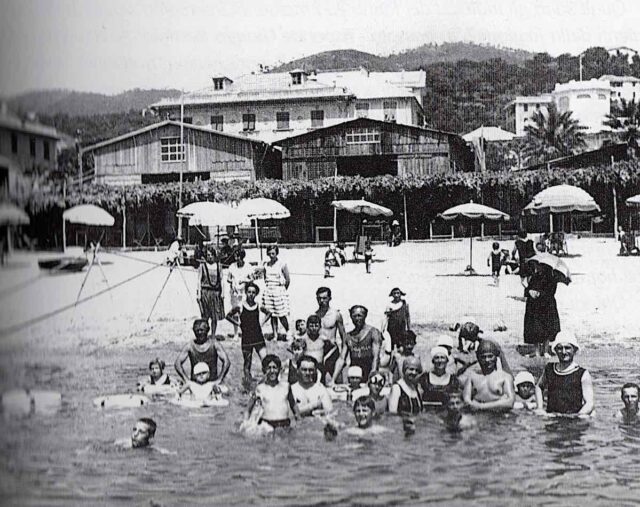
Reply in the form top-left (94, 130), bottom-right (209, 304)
top-left (0, 102), bottom-right (59, 198)
top-left (505, 79), bottom-right (611, 136)
top-left (151, 68), bottom-right (426, 144)
top-left (599, 75), bottom-right (640, 104)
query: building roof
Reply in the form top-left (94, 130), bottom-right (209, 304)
top-left (151, 69), bottom-right (426, 109)
top-left (272, 117), bottom-right (458, 146)
top-left (0, 106), bottom-right (60, 140)
top-left (504, 95), bottom-right (553, 108)
top-left (599, 74), bottom-right (640, 83)
top-left (462, 126), bottom-right (516, 142)
top-left (81, 120), bottom-right (268, 153)
top-left (554, 79), bottom-right (611, 93)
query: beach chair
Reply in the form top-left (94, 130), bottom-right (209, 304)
top-left (548, 232), bottom-right (568, 256)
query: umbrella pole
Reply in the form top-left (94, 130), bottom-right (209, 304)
top-left (62, 218), bottom-right (66, 252)
top-left (254, 219), bottom-right (262, 261)
top-left (469, 234), bottom-right (473, 272)
top-left (549, 213), bottom-right (553, 233)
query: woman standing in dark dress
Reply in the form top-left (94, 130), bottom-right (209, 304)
top-left (524, 262), bottom-right (560, 357)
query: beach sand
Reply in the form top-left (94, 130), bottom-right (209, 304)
top-left (0, 237), bottom-right (638, 366)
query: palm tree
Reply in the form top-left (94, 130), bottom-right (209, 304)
top-left (524, 104), bottom-right (586, 162)
top-left (603, 99), bottom-right (640, 156)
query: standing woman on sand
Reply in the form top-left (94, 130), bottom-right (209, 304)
top-left (524, 261), bottom-right (560, 357)
top-left (262, 245), bottom-right (291, 341)
top-left (381, 287), bottom-right (411, 351)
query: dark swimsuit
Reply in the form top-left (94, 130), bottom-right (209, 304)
top-left (421, 373), bottom-right (459, 408)
top-left (259, 418), bottom-right (291, 429)
top-left (240, 303), bottom-right (266, 358)
top-left (396, 381), bottom-right (423, 415)
top-left (188, 341), bottom-right (218, 381)
top-left (545, 363), bottom-right (586, 414)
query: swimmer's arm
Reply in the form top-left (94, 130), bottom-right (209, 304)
top-left (214, 342), bottom-right (231, 383)
top-left (174, 345), bottom-right (190, 383)
top-left (177, 383), bottom-right (192, 396)
top-left (462, 374), bottom-right (474, 407)
top-left (388, 384), bottom-right (402, 414)
top-left (578, 371), bottom-right (594, 415)
top-left (335, 311), bottom-right (346, 352)
top-left (534, 371), bottom-right (547, 413)
top-left (371, 333), bottom-right (381, 373)
top-left (245, 389), bottom-right (259, 419)
top-left (259, 305), bottom-right (272, 325)
top-left (319, 388), bottom-right (334, 414)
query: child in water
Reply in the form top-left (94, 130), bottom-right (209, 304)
top-left (285, 338), bottom-right (308, 384)
top-left (138, 358), bottom-right (172, 390)
top-left (177, 362), bottom-right (221, 401)
top-left (442, 391), bottom-right (476, 432)
top-left (487, 241), bottom-right (503, 286)
top-left (346, 366), bottom-right (368, 401)
top-left (294, 319), bottom-right (307, 339)
top-left (343, 396), bottom-right (388, 436)
top-left (513, 371), bottom-right (538, 410)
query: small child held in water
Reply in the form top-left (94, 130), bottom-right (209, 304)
top-left (513, 371), bottom-right (538, 410)
top-left (616, 383), bottom-right (640, 422)
top-left (391, 330), bottom-right (417, 383)
top-left (346, 366), bottom-right (368, 401)
top-left (178, 362), bottom-right (220, 401)
top-left (364, 240), bottom-right (374, 274)
top-left (487, 241), bottom-right (503, 286)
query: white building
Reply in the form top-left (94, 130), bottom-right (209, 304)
top-left (151, 68), bottom-right (426, 144)
top-left (505, 79), bottom-right (611, 136)
top-left (599, 75), bottom-right (640, 104)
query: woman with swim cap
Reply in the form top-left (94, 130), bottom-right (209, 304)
top-left (421, 346), bottom-right (460, 409)
top-left (388, 356), bottom-right (423, 416)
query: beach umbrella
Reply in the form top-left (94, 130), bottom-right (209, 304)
top-left (0, 202), bottom-right (30, 226)
top-left (438, 201), bottom-right (510, 274)
top-left (523, 185), bottom-right (600, 232)
top-left (63, 204), bottom-right (115, 226)
top-left (331, 199), bottom-right (393, 217)
top-left (626, 194), bottom-right (640, 208)
top-left (527, 252), bottom-right (572, 285)
top-left (177, 201), bottom-right (246, 227)
top-left (236, 198), bottom-right (290, 258)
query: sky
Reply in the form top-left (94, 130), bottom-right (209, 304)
top-left (1, 0), bottom-right (639, 96)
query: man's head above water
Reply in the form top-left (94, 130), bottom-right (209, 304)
top-left (131, 418), bottom-right (156, 448)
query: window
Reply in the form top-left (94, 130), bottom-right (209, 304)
top-left (577, 94), bottom-right (591, 99)
top-left (182, 117), bottom-right (193, 124)
top-left (211, 115), bottom-right (224, 131)
top-left (346, 127), bottom-right (380, 144)
top-left (523, 104), bottom-right (529, 112)
top-left (558, 96), bottom-right (569, 112)
top-left (276, 111), bottom-right (290, 130)
top-left (11, 133), bottom-right (17, 154)
top-left (383, 100), bottom-right (397, 122)
top-left (44, 141), bottom-right (50, 161)
top-left (356, 102), bottom-right (369, 118)
top-left (160, 137), bottom-right (184, 162)
top-left (213, 78), bottom-right (224, 90)
top-left (311, 110), bottom-right (324, 128)
top-left (243, 113), bottom-right (256, 131)
top-left (612, 81), bottom-right (623, 88)
top-left (292, 73), bottom-right (302, 85)
top-left (30, 137), bottom-right (36, 157)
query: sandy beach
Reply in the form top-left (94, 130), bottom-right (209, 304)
top-left (0, 236), bottom-right (638, 362)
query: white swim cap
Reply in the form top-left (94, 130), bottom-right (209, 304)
top-left (435, 335), bottom-right (454, 349)
top-left (553, 331), bottom-right (579, 351)
top-left (514, 371), bottom-right (536, 386)
top-left (430, 346), bottom-right (449, 359)
top-left (193, 362), bottom-right (210, 375)
top-left (347, 366), bottom-right (363, 378)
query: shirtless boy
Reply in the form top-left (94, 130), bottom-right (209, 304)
top-left (463, 340), bottom-right (515, 412)
top-left (442, 391), bottom-right (476, 432)
top-left (245, 354), bottom-right (300, 430)
top-left (344, 396), bottom-right (388, 436)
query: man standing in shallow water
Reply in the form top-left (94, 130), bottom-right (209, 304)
top-left (463, 340), bottom-right (515, 412)
top-left (175, 319), bottom-right (230, 384)
top-left (315, 287), bottom-right (346, 378)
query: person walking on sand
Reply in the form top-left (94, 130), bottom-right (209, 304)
top-left (196, 247), bottom-right (225, 340)
top-left (524, 260), bottom-right (560, 357)
top-left (262, 245), bottom-right (291, 341)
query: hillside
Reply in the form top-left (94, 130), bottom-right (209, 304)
top-left (272, 42), bottom-right (534, 72)
top-left (8, 88), bottom-right (181, 117)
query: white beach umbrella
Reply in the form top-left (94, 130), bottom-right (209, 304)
top-left (236, 198), bottom-right (290, 258)
top-left (0, 202), bottom-right (30, 226)
top-left (523, 185), bottom-right (600, 232)
top-left (177, 201), bottom-right (246, 227)
top-left (63, 204), bottom-right (115, 226)
top-left (331, 199), bottom-right (393, 217)
top-left (439, 201), bottom-right (510, 273)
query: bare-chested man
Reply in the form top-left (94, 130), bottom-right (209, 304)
top-left (463, 340), bottom-right (515, 412)
top-left (315, 287), bottom-right (346, 378)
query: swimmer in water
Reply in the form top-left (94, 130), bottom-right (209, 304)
top-left (616, 383), bottom-right (640, 423)
top-left (346, 366), bottom-right (368, 401)
top-left (344, 396), bottom-right (388, 436)
top-left (442, 391), bottom-right (476, 432)
top-left (244, 354), bottom-right (300, 430)
top-left (463, 340), bottom-right (515, 412)
top-left (114, 418), bottom-right (157, 449)
top-left (367, 372), bottom-right (389, 416)
top-left (138, 358), bottom-right (172, 390)
top-left (513, 371), bottom-right (538, 410)
top-left (177, 362), bottom-right (220, 401)
top-left (291, 355), bottom-right (334, 417)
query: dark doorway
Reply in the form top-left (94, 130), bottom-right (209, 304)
top-left (336, 155), bottom-right (397, 177)
top-left (0, 167), bottom-right (8, 198)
